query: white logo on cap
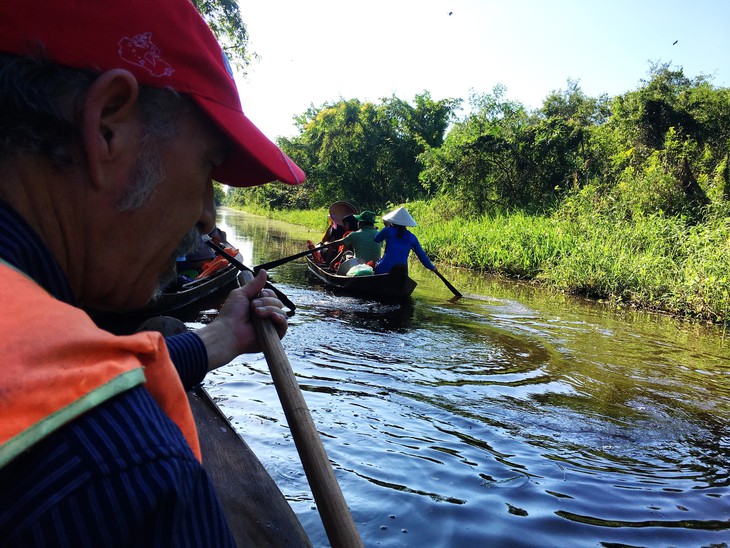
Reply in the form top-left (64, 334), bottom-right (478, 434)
top-left (118, 33), bottom-right (174, 78)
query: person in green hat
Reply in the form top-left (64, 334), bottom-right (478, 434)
top-left (327, 209), bottom-right (382, 265)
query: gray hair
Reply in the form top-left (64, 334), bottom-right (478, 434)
top-left (116, 87), bottom-right (193, 211)
top-left (0, 53), bottom-right (193, 210)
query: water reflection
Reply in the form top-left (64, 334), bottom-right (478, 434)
top-left (202, 209), bottom-right (730, 547)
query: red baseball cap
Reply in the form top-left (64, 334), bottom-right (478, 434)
top-left (0, 0), bottom-right (305, 187)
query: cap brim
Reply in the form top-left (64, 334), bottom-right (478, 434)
top-left (194, 95), bottom-right (305, 187)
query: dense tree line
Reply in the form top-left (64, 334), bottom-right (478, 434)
top-left (192, 0), bottom-right (730, 227)
top-left (226, 63), bottom-right (730, 226)
top-left (228, 92), bottom-right (459, 210)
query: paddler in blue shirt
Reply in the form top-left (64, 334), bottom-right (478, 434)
top-left (374, 207), bottom-right (438, 274)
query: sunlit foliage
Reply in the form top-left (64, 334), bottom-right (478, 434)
top-left (230, 93), bottom-right (460, 211)
top-left (192, 0), bottom-right (254, 73)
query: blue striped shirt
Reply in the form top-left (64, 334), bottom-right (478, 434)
top-left (0, 201), bottom-right (235, 547)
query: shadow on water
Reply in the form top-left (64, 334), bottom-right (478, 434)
top-left (199, 209), bottom-right (730, 547)
top-left (312, 298), bottom-right (418, 332)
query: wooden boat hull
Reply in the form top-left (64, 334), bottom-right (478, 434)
top-left (97, 317), bottom-right (311, 546)
top-left (142, 263), bottom-right (243, 316)
top-left (306, 257), bottom-right (416, 300)
top-left (189, 386), bottom-right (311, 547)
top-left (90, 255), bottom-right (244, 335)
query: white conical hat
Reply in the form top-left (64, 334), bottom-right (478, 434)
top-left (382, 206), bottom-right (417, 227)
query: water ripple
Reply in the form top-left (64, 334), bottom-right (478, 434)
top-left (201, 210), bottom-right (730, 547)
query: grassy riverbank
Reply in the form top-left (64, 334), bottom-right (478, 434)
top-left (235, 201), bottom-right (730, 325)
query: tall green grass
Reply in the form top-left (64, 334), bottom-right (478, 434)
top-left (240, 203), bottom-right (328, 230)
top-left (414, 201), bottom-right (730, 323)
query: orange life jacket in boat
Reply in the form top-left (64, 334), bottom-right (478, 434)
top-left (307, 240), bottom-right (323, 263)
top-left (195, 247), bottom-right (238, 280)
top-left (0, 261), bottom-right (201, 468)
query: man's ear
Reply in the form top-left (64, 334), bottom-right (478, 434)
top-left (82, 69), bottom-right (140, 190)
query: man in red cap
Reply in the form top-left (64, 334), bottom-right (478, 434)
top-left (0, 0), bottom-right (305, 545)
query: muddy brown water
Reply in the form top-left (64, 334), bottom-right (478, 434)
top-left (187, 209), bottom-right (730, 547)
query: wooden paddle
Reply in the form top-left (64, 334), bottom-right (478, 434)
top-left (240, 269), bottom-right (363, 548)
top-left (253, 243), bottom-right (333, 272)
top-left (433, 268), bottom-right (462, 299)
top-left (203, 236), bottom-right (362, 547)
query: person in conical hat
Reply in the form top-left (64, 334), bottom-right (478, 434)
top-left (382, 206), bottom-right (417, 227)
top-left (318, 201), bottom-right (358, 263)
top-left (374, 206), bottom-right (437, 275)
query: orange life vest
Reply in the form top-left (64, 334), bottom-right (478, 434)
top-left (0, 261), bottom-right (201, 468)
top-left (195, 247), bottom-right (238, 280)
top-left (307, 240), bottom-right (323, 263)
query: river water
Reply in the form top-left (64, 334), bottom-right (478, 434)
top-left (194, 208), bottom-right (729, 547)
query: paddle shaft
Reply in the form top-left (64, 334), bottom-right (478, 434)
top-left (434, 268), bottom-right (462, 298)
top-left (241, 270), bottom-right (363, 548)
top-left (203, 238), bottom-right (297, 315)
top-left (253, 243), bottom-right (333, 272)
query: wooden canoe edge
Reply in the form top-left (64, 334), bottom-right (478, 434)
top-left (305, 257), bottom-right (416, 300)
top-left (188, 386), bottom-right (312, 547)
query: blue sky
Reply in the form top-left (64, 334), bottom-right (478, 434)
top-left (236, 0), bottom-right (730, 141)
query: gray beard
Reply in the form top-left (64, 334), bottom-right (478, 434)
top-left (118, 140), bottom-right (207, 303)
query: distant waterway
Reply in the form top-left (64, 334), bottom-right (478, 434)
top-left (194, 208), bottom-right (730, 547)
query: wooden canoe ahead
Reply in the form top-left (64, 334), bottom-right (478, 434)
top-left (141, 254), bottom-right (244, 316)
top-left (93, 252), bottom-right (244, 327)
top-left (306, 257), bottom-right (416, 300)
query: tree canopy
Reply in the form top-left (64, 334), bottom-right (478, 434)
top-left (193, 1), bottom-right (730, 225)
top-left (192, 0), bottom-right (253, 73)
top-left (226, 64), bottom-right (730, 226)
top-left (231, 92), bottom-right (460, 210)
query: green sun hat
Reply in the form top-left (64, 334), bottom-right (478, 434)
top-left (354, 210), bottom-right (376, 224)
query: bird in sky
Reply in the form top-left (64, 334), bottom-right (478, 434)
top-left (673, 40), bottom-right (678, 45)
